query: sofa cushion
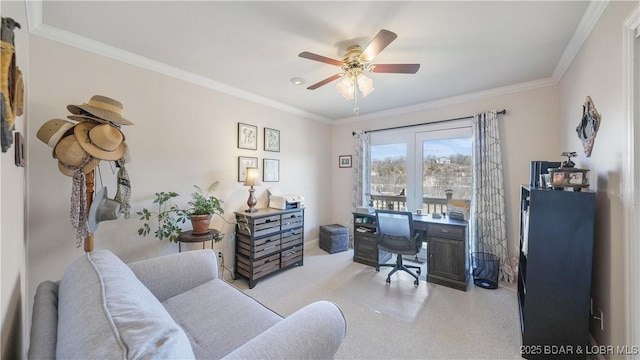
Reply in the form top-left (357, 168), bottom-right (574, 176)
top-left (56, 250), bottom-right (195, 360)
top-left (162, 279), bottom-right (282, 359)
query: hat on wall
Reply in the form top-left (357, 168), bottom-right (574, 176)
top-left (74, 122), bottom-right (125, 161)
top-left (67, 114), bottom-right (122, 128)
top-left (36, 119), bottom-right (75, 152)
top-left (55, 134), bottom-right (100, 176)
top-left (67, 95), bottom-right (133, 126)
top-left (88, 187), bottom-right (122, 232)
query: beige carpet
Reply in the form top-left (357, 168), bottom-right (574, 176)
top-left (333, 266), bottom-right (433, 323)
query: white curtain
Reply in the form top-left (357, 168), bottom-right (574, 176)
top-left (350, 130), bottom-right (370, 247)
top-left (471, 111), bottom-right (514, 283)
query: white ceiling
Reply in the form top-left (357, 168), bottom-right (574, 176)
top-left (30, 1), bottom-right (596, 122)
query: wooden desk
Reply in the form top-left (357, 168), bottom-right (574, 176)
top-left (178, 229), bottom-right (219, 252)
top-left (352, 212), bottom-right (469, 291)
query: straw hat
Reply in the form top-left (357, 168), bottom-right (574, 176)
top-left (36, 119), bottom-right (75, 153)
top-left (74, 122), bottom-right (125, 161)
top-left (55, 134), bottom-right (100, 177)
top-left (67, 114), bottom-right (122, 128)
top-left (88, 187), bottom-right (122, 232)
top-left (67, 95), bottom-right (133, 126)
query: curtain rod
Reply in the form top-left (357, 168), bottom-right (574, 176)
top-left (351, 109), bottom-right (506, 136)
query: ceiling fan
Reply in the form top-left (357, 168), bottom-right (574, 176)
top-left (298, 29), bottom-right (420, 109)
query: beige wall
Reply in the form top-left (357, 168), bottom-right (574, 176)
top-left (557, 1), bottom-right (637, 354)
top-left (24, 34), bottom-right (333, 348)
top-left (331, 85), bottom-right (562, 265)
top-left (1, 1), bottom-right (28, 358)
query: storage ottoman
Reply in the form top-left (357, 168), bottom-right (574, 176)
top-left (319, 224), bottom-right (349, 254)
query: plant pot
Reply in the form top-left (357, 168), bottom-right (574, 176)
top-left (190, 214), bottom-right (212, 235)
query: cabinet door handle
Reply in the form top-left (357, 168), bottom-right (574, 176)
top-left (440, 229), bottom-right (449, 233)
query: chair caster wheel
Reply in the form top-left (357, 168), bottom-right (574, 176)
top-left (386, 277), bottom-right (391, 284)
top-left (376, 267), bottom-right (380, 272)
top-left (414, 279), bottom-right (419, 286)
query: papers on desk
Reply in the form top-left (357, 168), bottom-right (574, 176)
top-left (356, 206), bottom-right (375, 214)
top-left (356, 227), bottom-right (372, 233)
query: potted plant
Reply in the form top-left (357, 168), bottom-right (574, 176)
top-left (137, 181), bottom-right (229, 243)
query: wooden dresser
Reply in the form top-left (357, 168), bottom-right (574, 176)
top-left (235, 208), bottom-right (304, 288)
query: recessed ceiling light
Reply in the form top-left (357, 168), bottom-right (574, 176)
top-left (290, 77), bottom-right (305, 85)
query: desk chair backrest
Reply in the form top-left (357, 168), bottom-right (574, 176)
top-left (375, 210), bottom-right (419, 255)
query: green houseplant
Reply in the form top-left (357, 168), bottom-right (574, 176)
top-left (137, 181), bottom-right (228, 243)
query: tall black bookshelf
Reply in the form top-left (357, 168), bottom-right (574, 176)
top-left (518, 186), bottom-right (595, 359)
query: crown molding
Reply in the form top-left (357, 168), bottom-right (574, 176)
top-left (552, 0), bottom-right (609, 81)
top-left (25, 1), bottom-right (332, 124)
top-left (333, 77), bottom-right (557, 125)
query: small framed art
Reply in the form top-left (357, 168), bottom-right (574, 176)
top-left (14, 132), bottom-right (25, 167)
top-left (238, 156), bottom-right (259, 182)
top-left (263, 158), bottom-right (280, 182)
top-left (238, 123), bottom-right (258, 150)
top-left (339, 155), bottom-right (352, 168)
top-left (264, 127), bottom-right (280, 152)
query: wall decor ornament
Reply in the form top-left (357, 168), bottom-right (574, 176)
top-left (238, 156), bottom-right (259, 182)
top-left (264, 127), bottom-right (280, 152)
top-left (263, 158), bottom-right (280, 182)
top-left (575, 96), bottom-right (600, 157)
top-left (237, 123), bottom-right (257, 150)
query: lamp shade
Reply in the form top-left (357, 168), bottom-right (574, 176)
top-left (244, 167), bottom-right (261, 186)
top-left (357, 74), bottom-right (375, 97)
top-left (336, 76), bottom-right (355, 100)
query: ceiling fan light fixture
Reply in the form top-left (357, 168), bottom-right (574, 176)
top-left (357, 74), bottom-right (375, 97)
top-left (336, 76), bottom-right (355, 100)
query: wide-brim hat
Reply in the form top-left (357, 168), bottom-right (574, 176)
top-left (67, 114), bottom-right (122, 129)
top-left (55, 134), bottom-right (100, 177)
top-left (74, 122), bottom-right (125, 161)
top-left (67, 95), bottom-right (133, 126)
top-left (88, 187), bottom-right (122, 233)
top-left (36, 119), bottom-right (75, 154)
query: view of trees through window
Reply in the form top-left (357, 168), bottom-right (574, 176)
top-left (370, 137), bottom-right (472, 211)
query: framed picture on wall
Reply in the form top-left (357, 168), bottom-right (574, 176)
top-left (238, 123), bottom-right (258, 150)
top-left (263, 158), bottom-right (280, 182)
top-left (264, 127), bottom-right (280, 152)
top-left (339, 155), bottom-right (352, 168)
top-left (238, 156), bottom-right (259, 182)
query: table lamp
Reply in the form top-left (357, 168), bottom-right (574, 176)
top-left (244, 167), bottom-right (261, 213)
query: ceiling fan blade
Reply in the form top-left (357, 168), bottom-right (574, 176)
top-left (307, 74), bottom-right (343, 90)
top-left (298, 52), bottom-right (343, 67)
top-left (360, 29), bottom-right (398, 62)
top-left (371, 64), bottom-right (421, 74)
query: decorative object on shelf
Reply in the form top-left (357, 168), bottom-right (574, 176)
top-left (264, 127), bottom-right (280, 152)
top-left (263, 158), bottom-right (279, 182)
top-left (339, 155), bottom-right (352, 168)
top-left (547, 152), bottom-right (590, 191)
top-left (137, 181), bottom-right (226, 243)
top-left (243, 167), bottom-right (261, 213)
top-left (575, 96), bottom-right (600, 157)
top-left (238, 156), bottom-right (259, 182)
top-left (237, 122), bottom-right (257, 150)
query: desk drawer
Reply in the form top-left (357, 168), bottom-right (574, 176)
top-left (281, 245), bottom-right (303, 267)
top-left (281, 228), bottom-right (303, 248)
top-left (429, 224), bottom-right (464, 240)
top-left (253, 215), bottom-right (281, 237)
top-left (281, 211), bottom-right (304, 230)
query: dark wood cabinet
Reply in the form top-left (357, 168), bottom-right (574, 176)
top-left (518, 186), bottom-right (595, 359)
top-left (235, 208), bottom-right (304, 288)
top-left (427, 222), bottom-right (469, 291)
top-left (352, 212), bottom-right (391, 267)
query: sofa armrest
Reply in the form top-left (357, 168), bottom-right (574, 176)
top-left (28, 281), bottom-right (59, 360)
top-left (128, 249), bottom-right (218, 302)
top-left (223, 301), bottom-right (346, 360)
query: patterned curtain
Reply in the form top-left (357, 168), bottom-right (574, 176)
top-left (471, 111), bottom-right (514, 282)
top-left (350, 130), bottom-right (370, 247)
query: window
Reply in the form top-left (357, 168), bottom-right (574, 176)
top-left (369, 120), bottom-right (472, 214)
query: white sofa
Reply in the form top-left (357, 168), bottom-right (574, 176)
top-left (28, 249), bottom-right (346, 359)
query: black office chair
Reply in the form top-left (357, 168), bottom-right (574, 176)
top-left (375, 210), bottom-right (422, 286)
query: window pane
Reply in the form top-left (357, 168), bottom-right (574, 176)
top-left (421, 137), bottom-right (472, 213)
top-left (370, 143), bottom-right (407, 211)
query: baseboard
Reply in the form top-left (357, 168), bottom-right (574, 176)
top-left (304, 237), bottom-right (319, 250)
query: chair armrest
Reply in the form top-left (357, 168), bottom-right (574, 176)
top-left (223, 301), bottom-right (346, 360)
top-left (128, 249), bottom-right (218, 302)
top-left (28, 281), bottom-right (59, 360)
